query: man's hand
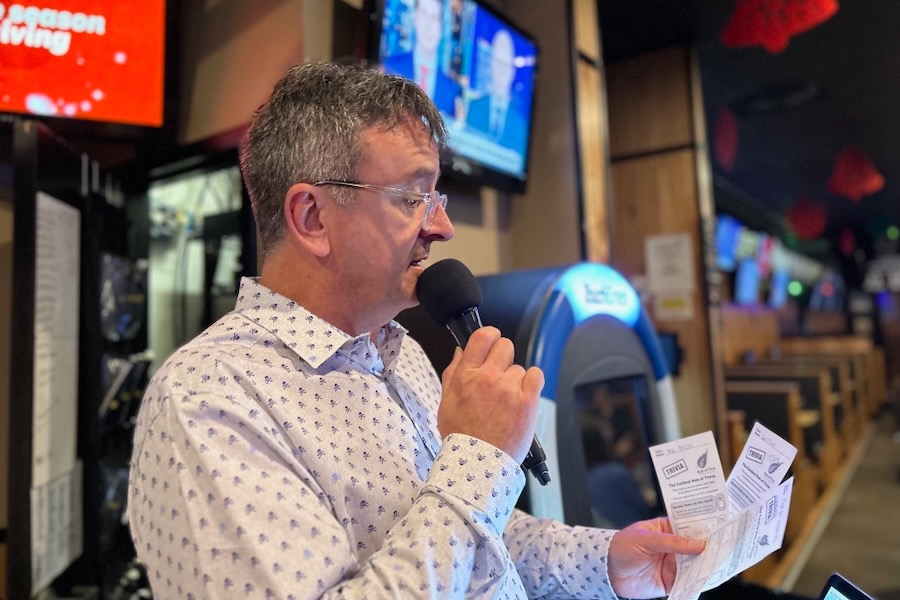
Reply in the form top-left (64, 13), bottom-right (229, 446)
top-left (607, 517), bottom-right (707, 599)
top-left (438, 327), bottom-right (544, 463)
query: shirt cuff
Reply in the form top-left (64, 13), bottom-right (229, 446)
top-left (426, 433), bottom-right (526, 535)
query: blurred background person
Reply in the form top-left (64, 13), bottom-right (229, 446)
top-left (382, 0), bottom-right (461, 115)
top-left (466, 27), bottom-right (526, 150)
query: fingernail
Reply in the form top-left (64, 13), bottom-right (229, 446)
top-left (690, 538), bottom-right (707, 551)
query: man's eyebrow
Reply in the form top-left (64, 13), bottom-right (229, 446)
top-left (412, 167), bottom-right (439, 179)
top-left (401, 167), bottom-right (440, 186)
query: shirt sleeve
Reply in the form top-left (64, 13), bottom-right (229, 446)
top-left (503, 509), bottom-right (620, 599)
top-left (129, 390), bottom-right (526, 599)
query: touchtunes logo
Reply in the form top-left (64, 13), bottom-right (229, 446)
top-left (582, 282), bottom-right (630, 307)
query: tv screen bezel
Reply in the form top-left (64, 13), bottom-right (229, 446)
top-left (366, 0), bottom-right (540, 194)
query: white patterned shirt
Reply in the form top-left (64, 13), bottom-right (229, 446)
top-left (128, 277), bottom-right (619, 599)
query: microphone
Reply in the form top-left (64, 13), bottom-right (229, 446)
top-left (416, 258), bottom-right (551, 486)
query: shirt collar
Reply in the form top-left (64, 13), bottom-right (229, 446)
top-left (234, 277), bottom-right (409, 371)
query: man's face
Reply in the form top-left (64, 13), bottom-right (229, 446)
top-left (414, 0), bottom-right (443, 55)
top-left (328, 121), bottom-right (454, 327)
top-left (490, 30), bottom-right (516, 97)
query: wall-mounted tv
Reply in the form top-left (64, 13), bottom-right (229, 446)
top-left (735, 257), bottom-right (761, 306)
top-left (0, 1), bottom-right (165, 127)
top-left (372, 0), bottom-right (539, 193)
top-left (768, 268), bottom-right (790, 309)
top-left (715, 214), bottom-right (741, 271)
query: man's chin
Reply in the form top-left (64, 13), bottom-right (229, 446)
top-left (396, 276), bottom-right (420, 309)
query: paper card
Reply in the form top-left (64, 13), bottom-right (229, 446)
top-left (649, 431), bottom-right (728, 537)
top-left (650, 424), bottom-right (798, 600)
top-left (727, 421), bottom-right (798, 516)
top-left (667, 478), bottom-right (794, 600)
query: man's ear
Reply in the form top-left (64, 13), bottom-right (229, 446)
top-left (284, 183), bottom-right (331, 257)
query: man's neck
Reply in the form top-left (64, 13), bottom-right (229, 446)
top-left (258, 255), bottom-right (389, 338)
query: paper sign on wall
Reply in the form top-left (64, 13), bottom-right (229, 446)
top-left (646, 233), bottom-right (696, 293)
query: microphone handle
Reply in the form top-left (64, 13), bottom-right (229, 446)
top-left (447, 308), bottom-right (551, 486)
top-left (446, 307), bottom-right (483, 348)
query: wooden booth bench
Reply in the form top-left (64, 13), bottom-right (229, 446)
top-left (723, 363), bottom-right (843, 486)
top-left (723, 381), bottom-right (819, 546)
top-left (717, 306), bottom-right (889, 588)
top-left (779, 336), bottom-right (887, 419)
top-left (752, 354), bottom-right (858, 446)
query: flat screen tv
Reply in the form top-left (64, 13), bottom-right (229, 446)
top-left (0, 1), bottom-right (165, 127)
top-left (372, 0), bottom-right (539, 192)
top-left (768, 268), bottom-right (790, 309)
top-left (735, 257), bottom-right (761, 306)
top-left (715, 214), bottom-right (741, 271)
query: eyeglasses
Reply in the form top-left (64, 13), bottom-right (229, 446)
top-left (313, 180), bottom-right (448, 230)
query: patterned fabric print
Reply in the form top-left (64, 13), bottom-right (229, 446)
top-left (128, 277), bottom-right (618, 599)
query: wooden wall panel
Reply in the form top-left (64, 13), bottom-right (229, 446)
top-left (606, 47), bottom-right (693, 158)
top-left (507, 0), bottom-right (582, 269)
top-left (610, 150), bottom-right (714, 435)
top-left (178, 0), bottom-right (307, 145)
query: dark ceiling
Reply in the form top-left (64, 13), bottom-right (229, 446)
top-left (598, 0), bottom-right (900, 260)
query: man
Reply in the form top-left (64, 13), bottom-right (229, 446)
top-left (465, 27), bottom-right (527, 150)
top-left (382, 0), bottom-right (460, 115)
top-left (128, 62), bottom-right (705, 598)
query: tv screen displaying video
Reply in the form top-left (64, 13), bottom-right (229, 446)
top-left (735, 257), bottom-right (761, 305)
top-left (769, 268), bottom-right (790, 309)
top-left (715, 214), bottom-right (741, 272)
top-left (377, 0), bottom-right (538, 191)
top-left (0, 1), bottom-right (166, 127)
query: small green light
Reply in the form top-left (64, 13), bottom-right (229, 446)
top-left (788, 281), bottom-right (804, 297)
top-left (888, 225), bottom-right (899, 241)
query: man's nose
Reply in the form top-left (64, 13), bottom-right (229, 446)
top-left (423, 203), bottom-right (454, 241)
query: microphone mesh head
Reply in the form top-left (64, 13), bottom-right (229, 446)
top-left (416, 258), bottom-right (482, 326)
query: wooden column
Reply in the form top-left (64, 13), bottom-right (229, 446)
top-left (0, 144), bottom-right (10, 598)
top-left (605, 46), bottom-right (727, 458)
top-left (570, 0), bottom-right (610, 263)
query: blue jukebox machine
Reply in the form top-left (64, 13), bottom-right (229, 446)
top-left (397, 262), bottom-right (681, 528)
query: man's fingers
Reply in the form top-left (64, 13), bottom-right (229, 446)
top-left (521, 366), bottom-right (545, 397)
top-left (638, 518), bottom-right (706, 555)
top-left (456, 327), bottom-right (501, 368)
top-left (441, 347), bottom-right (463, 386)
top-left (652, 516), bottom-right (674, 534)
top-left (684, 537), bottom-right (707, 554)
top-left (648, 533), bottom-right (707, 556)
top-left (482, 335), bottom-right (515, 370)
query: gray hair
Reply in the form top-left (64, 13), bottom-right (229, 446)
top-left (240, 62), bottom-right (448, 257)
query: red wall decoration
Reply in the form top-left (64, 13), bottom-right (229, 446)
top-left (713, 107), bottom-right (740, 172)
top-left (827, 146), bottom-right (884, 202)
top-left (720, 0), bottom-right (840, 54)
top-left (838, 228), bottom-right (856, 257)
top-left (786, 197), bottom-right (827, 240)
